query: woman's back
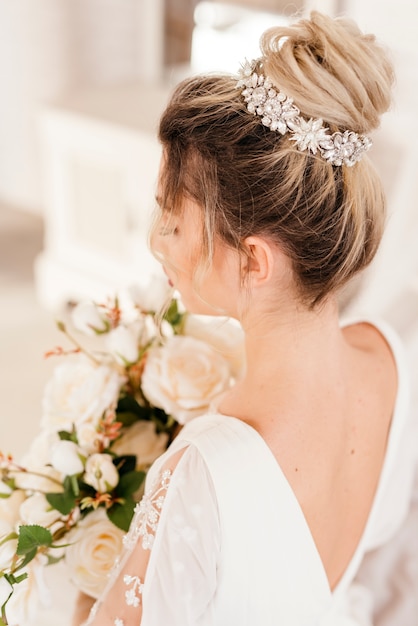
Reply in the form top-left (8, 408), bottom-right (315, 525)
top-left (218, 319), bottom-right (398, 591)
top-left (82, 322), bottom-right (411, 626)
top-left (125, 318), bottom-right (407, 626)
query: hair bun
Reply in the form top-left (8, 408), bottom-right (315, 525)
top-left (260, 11), bottom-right (394, 135)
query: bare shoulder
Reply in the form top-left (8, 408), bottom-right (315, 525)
top-left (343, 320), bottom-right (396, 361)
top-left (343, 321), bottom-right (398, 401)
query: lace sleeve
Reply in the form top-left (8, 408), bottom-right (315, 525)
top-left (83, 444), bottom-right (219, 626)
top-left (123, 468), bottom-right (173, 552)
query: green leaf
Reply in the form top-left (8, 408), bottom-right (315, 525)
top-left (46, 491), bottom-right (76, 515)
top-left (5, 571), bottom-right (29, 585)
top-left (163, 298), bottom-right (185, 331)
top-left (11, 572), bottom-right (28, 585)
top-left (15, 548), bottom-right (37, 571)
top-left (116, 411), bottom-right (142, 427)
top-left (76, 481), bottom-right (96, 497)
top-left (46, 476), bottom-right (77, 515)
top-left (16, 525), bottom-right (52, 556)
top-left (117, 396), bottom-right (150, 422)
top-left (45, 553), bottom-right (64, 566)
top-left (116, 470), bottom-right (145, 497)
top-left (57, 430), bottom-right (76, 442)
top-left (151, 408), bottom-right (176, 434)
top-left (0, 477), bottom-right (16, 494)
top-left (113, 455), bottom-right (137, 475)
top-left (107, 499), bottom-right (135, 531)
top-left (70, 475), bottom-right (80, 497)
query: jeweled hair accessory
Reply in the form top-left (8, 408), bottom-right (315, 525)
top-left (237, 59), bottom-right (372, 167)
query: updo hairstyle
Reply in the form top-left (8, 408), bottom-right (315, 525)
top-left (156, 11), bottom-right (394, 307)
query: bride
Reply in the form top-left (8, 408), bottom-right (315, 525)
top-left (75, 11), bottom-right (415, 626)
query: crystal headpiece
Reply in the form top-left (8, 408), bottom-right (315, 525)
top-left (237, 60), bottom-right (372, 167)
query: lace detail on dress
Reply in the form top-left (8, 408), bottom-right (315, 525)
top-left (83, 468), bottom-right (172, 626)
top-left (123, 574), bottom-right (144, 607)
top-left (123, 469), bottom-right (172, 550)
top-left (112, 574), bottom-right (144, 625)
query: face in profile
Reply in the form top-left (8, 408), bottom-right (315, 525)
top-left (152, 163), bottom-right (242, 318)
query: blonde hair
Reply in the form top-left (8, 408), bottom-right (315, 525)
top-left (155, 11), bottom-right (394, 307)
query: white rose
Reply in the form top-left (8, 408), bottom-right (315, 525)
top-left (142, 335), bottom-right (232, 424)
top-left (0, 520), bottom-right (17, 570)
top-left (50, 440), bottom-right (84, 476)
top-left (65, 508), bottom-right (124, 598)
top-left (112, 421), bottom-right (169, 467)
top-left (184, 314), bottom-right (246, 379)
top-left (71, 301), bottom-right (110, 336)
top-left (83, 454), bottom-right (119, 493)
top-left (6, 562), bottom-right (44, 626)
top-left (19, 493), bottom-right (61, 527)
top-left (15, 430), bottom-right (63, 492)
top-left (13, 463), bottom-right (63, 494)
top-left (76, 422), bottom-right (101, 454)
top-left (129, 274), bottom-right (172, 312)
top-left (0, 490), bottom-right (26, 527)
top-left (21, 429), bottom-right (59, 468)
top-left (41, 354), bottom-right (124, 432)
top-left (106, 325), bottom-right (140, 365)
top-left (0, 575), bottom-right (13, 608)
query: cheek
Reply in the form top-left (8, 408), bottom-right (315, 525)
top-left (196, 251), bottom-right (243, 315)
top-left (152, 232), bottom-right (180, 271)
top-left (156, 239), bottom-right (198, 292)
top-left (213, 247), bottom-right (242, 292)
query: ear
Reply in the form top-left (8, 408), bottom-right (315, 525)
top-left (241, 236), bottom-right (275, 287)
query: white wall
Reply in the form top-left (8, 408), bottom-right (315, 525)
top-left (0, 0), bottom-right (164, 214)
top-left (346, 0), bottom-right (418, 55)
top-left (0, 0), bottom-right (75, 212)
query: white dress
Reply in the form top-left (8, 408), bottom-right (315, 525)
top-left (84, 320), bottom-right (416, 626)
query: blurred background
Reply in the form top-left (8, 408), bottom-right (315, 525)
top-left (0, 1), bottom-right (417, 622)
top-left (1, 0), bottom-right (418, 455)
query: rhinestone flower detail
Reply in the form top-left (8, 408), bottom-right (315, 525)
top-left (320, 131), bottom-right (372, 166)
top-left (288, 118), bottom-right (331, 154)
top-left (238, 60), bottom-right (299, 136)
top-left (237, 59), bottom-right (372, 167)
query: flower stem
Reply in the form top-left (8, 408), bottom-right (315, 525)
top-left (56, 321), bottom-right (101, 366)
top-left (11, 467), bottom-right (63, 489)
top-left (1, 605), bottom-right (9, 625)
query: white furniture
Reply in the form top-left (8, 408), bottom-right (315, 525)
top-left (36, 83), bottom-right (170, 309)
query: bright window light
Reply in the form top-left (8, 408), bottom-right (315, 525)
top-left (191, 1), bottom-right (290, 73)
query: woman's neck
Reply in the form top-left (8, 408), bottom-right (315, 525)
top-left (246, 297), bottom-right (342, 372)
top-left (219, 297), bottom-right (350, 427)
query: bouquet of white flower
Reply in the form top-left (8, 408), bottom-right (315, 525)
top-left (0, 278), bottom-right (244, 626)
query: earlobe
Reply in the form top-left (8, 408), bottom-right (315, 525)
top-left (242, 236), bottom-right (275, 287)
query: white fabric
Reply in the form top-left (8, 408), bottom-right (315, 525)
top-left (351, 315), bottom-right (418, 626)
top-left (85, 319), bottom-right (415, 626)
